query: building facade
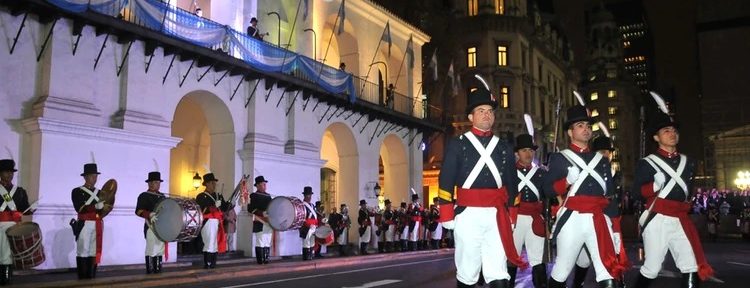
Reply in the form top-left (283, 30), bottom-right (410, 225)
top-left (0, 0), bottom-right (435, 269)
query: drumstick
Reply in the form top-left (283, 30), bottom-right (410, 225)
top-left (22, 198), bottom-right (40, 214)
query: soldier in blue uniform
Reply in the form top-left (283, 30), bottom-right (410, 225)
top-left (632, 96), bottom-right (713, 287)
top-left (357, 200), bottom-right (372, 255)
top-left (544, 105), bottom-right (623, 288)
top-left (135, 171), bottom-right (167, 274)
top-left (248, 176), bottom-right (272, 265)
top-left (508, 134), bottom-right (547, 288)
top-left (438, 86), bottom-right (525, 287)
top-left (71, 163), bottom-right (105, 279)
top-left (0, 159), bottom-right (33, 284)
top-left (195, 173), bottom-right (231, 269)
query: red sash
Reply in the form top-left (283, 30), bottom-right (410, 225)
top-left (565, 196), bottom-right (625, 279)
top-left (79, 208), bottom-right (103, 264)
top-left (0, 211), bottom-right (22, 222)
top-left (519, 202), bottom-right (545, 237)
top-left (204, 208), bottom-right (227, 253)
top-left (651, 198), bottom-right (714, 280)
top-left (456, 187), bottom-right (528, 269)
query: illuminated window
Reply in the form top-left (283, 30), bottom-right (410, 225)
top-left (497, 46), bottom-right (508, 66)
top-left (607, 69), bottom-right (617, 78)
top-left (467, 47), bottom-right (477, 68)
top-left (499, 86), bottom-right (509, 108)
top-left (591, 109), bottom-right (599, 117)
top-left (608, 107), bottom-right (617, 115)
top-left (495, 0), bottom-right (504, 14)
top-left (468, 0), bottom-right (478, 16)
top-left (590, 92), bottom-right (599, 101)
top-left (608, 90), bottom-right (617, 98)
top-left (608, 118), bottom-right (618, 130)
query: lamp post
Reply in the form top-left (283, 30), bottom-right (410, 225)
top-left (192, 172), bottom-right (201, 190)
top-left (304, 28), bottom-right (316, 61)
top-left (267, 12), bottom-right (281, 46)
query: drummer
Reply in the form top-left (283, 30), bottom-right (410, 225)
top-left (248, 176), bottom-right (272, 265)
top-left (299, 187), bottom-right (318, 260)
top-left (0, 159), bottom-right (33, 285)
top-left (313, 201), bottom-right (327, 258)
top-left (195, 173), bottom-right (230, 269)
top-left (71, 163), bottom-right (105, 279)
top-left (135, 171), bottom-right (167, 274)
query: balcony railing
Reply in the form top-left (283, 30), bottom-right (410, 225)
top-left (38, 0), bottom-right (437, 122)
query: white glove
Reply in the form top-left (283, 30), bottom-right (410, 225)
top-left (95, 201), bottom-right (104, 210)
top-left (150, 213), bottom-right (158, 224)
top-left (442, 220), bottom-right (455, 230)
top-left (215, 200), bottom-right (221, 208)
top-left (566, 166), bottom-right (581, 185)
top-left (653, 172), bottom-right (666, 191)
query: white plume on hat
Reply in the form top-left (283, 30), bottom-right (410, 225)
top-left (523, 113), bottom-right (534, 138)
top-left (597, 122), bottom-right (611, 138)
top-left (89, 151), bottom-right (96, 164)
top-left (649, 91), bottom-right (670, 115)
top-left (152, 158), bottom-right (160, 172)
top-left (474, 74), bottom-right (490, 91)
top-left (573, 91), bottom-right (586, 107)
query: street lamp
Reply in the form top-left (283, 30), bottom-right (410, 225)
top-left (192, 173), bottom-right (201, 190)
top-left (267, 12), bottom-right (281, 47)
top-left (304, 28), bottom-right (316, 61)
top-left (734, 170), bottom-right (750, 190)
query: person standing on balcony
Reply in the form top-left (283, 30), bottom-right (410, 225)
top-left (437, 85), bottom-right (526, 287)
top-left (386, 84), bottom-right (395, 109)
top-left (247, 17), bottom-right (266, 41)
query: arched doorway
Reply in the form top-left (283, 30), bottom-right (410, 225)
top-left (378, 134), bottom-right (409, 205)
top-left (320, 122), bottom-right (359, 244)
top-left (170, 90), bottom-right (235, 254)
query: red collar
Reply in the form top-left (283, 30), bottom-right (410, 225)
top-left (516, 161), bottom-right (532, 170)
top-left (471, 127), bottom-right (493, 137)
top-left (569, 143), bottom-right (590, 153)
top-left (657, 148), bottom-right (679, 158)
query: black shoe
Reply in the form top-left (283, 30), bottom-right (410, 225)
top-left (154, 256), bottom-right (162, 273)
top-left (263, 247), bottom-right (271, 264)
top-left (360, 243), bottom-right (368, 255)
top-left (401, 240), bottom-right (408, 251)
top-left (634, 273), bottom-right (653, 288)
top-left (507, 265), bottom-right (517, 288)
top-left (489, 279), bottom-right (509, 288)
top-left (302, 248), bottom-right (310, 260)
top-left (378, 242), bottom-right (385, 253)
top-left (457, 279), bottom-right (474, 288)
top-left (76, 257), bottom-right (85, 279)
top-left (209, 253), bottom-right (217, 268)
top-left (0, 265), bottom-right (9, 285)
top-left (255, 247), bottom-right (263, 265)
top-left (315, 247), bottom-right (324, 258)
top-left (338, 245), bottom-right (346, 256)
top-left (88, 257), bottom-right (97, 279)
top-left (573, 265), bottom-right (589, 288)
top-left (597, 279), bottom-right (617, 288)
top-left (145, 256), bottom-right (153, 274)
top-left (681, 273), bottom-right (699, 288)
top-left (532, 264), bottom-right (548, 288)
top-left (548, 278), bottom-right (566, 288)
top-left (203, 252), bottom-right (210, 269)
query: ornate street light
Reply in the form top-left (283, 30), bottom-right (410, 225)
top-left (734, 170), bottom-right (750, 190)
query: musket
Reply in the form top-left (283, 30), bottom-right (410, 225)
top-left (543, 95), bottom-right (563, 263)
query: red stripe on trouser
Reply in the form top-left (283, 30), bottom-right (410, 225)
top-left (565, 196), bottom-right (625, 279)
top-left (651, 198), bottom-right (714, 280)
top-left (456, 188), bottom-right (528, 269)
top-left (79, 212), bottom-right (103, 264)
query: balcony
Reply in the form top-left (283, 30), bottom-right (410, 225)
top-left (4, 0), bottom-right (442, 133)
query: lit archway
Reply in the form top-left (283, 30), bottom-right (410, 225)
top-left (378, 134), bottom-right (409, 204)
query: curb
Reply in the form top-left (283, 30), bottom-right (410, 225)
top-left (14, 249), bottom-right (455, 288)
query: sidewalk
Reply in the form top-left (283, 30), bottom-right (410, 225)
top-left (13, 249), bottom-right (455, 287)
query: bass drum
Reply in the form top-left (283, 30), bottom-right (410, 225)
top-left (267, 196), bottom-right (306, 231)
top-left (151, 197), bottom-right (203, 242)
top-left (6, 222), bottom-right (45, 269)
top-left (314, 225), bottom-right (334, 246)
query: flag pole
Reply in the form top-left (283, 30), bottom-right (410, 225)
top-left (359, 23), bottom-right (387, 97)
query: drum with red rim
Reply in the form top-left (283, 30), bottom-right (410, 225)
top-left (152, 197), bottom-right (203, 242)
top-left (6, 222), bottom-right (45, 269)
top-left (314, 225), bottom-right (334, 245)
top-left (267, 196), bottom-right (306, 231)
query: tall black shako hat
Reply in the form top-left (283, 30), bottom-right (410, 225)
top-left (302, 186), bottom-right (314, 195)
top-left (81, 163), bottom-right (101, 176)
top-left (592, 136), bottom-right (615, 152)
top-left (515, 134), bottom-right (538, 151)
top-left (254, 176), bottom-right (268, 186)
top-left (202, 173), bottom-right (218, 185)
top-left (647, 91), bottom-right (679, 135)
top-left (564, 91), bottom-right (594, 129)
top-left (145, 171), bottom-right (163, 182)
top-left (465, 75), bottom-right (498, 114)
top-left (0, 159), bottom-right (17, 172)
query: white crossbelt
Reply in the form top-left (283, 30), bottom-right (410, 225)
top-left (560, 149), bottom-right (605, 196)
top-left (303, 201), bottom-right (317, 219)
top-left (517, 166), bottom-right (540, 198)
top-left (645, 154), bottom-right (688, 196)
top-left (0, 185), bottom-right (17, 211)
top-left (79, 186), bottom-right (100, 205)
top-left (462, 132), bottom-right (503, 188)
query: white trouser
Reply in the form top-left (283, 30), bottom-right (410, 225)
top-left (412, 222), bottom-right (424, 241)
top-left (336, 227), bottom-right (348, 245)
top-left (0, 222), bottom-right (16, 264)
top-left (431, 223), bottom-right (443, 240)
top-left (254, 222), bottom-right (272, 248)
top-left (201, 219), bottom-right (219, 252)
top-left (640, 214), bottom-right (698, 279)
top-left (512, 215), bottom-right (545, 266)
top-left (577, 233), bottom-right (622, 268)
top-left (145, 227), bottom-right (165, 257)
top-left (385, 225), bottom-right (396, 242)
top-left (77, 220), bottom-right (98, 257)
top-left (400, 225), bottom-right (409, 241)
top-left (303, 225), bottom-right (317, 248)
top-left (550, 211), bottom-right (614, 282)
top-left (359, 226), bottom-right (371, 243)
top-left (455, 207), bottom-right (509, 284)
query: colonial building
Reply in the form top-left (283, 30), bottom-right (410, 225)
top-left (0, 0), bottom-right (437, 269)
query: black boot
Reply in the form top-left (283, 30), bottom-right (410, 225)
top-left (572, 265), bottom-right (589, 287)
top-left (410, 241), bottom-right (418, 251)
top-left (488, 279), bottom-right (509, 288)
top-left (263, 247), bottom-right (270, 264)
top-left (360, 243), bottom-right (368, 255)
top-left (338, 244), bottom-right (346, 256)
top-left (401, 240), bottom-right (408, 251)
top-left (302, 248), bottom-right (310, 260)
top-left (5, 265), bottom-right (11, 285)
top-left (145, 256), bottom-right (153, 274)
top-left (255, 247), bottom-right (263, 264)
top-left (597, 279), bottom-right (616, 288)
top-left (76, 257), bottom-right (85, 279)
top-left (457, 279), bottom-right (474, 288)
top-left (507, 265), bottom-right (517, 288)
top-left (548, 278), bottom-right (566, 288)
top-left (634, 273), bottom-right (653, 288)
top-left (681, 273), bottom-right (699, 288)
top-left (88, 257), bottom-right (97, 279)
top-left (315, 246), bottom-right (324, 258)
top-left (210, 252), bottom-right (217, 268)
top-left (532, 264), bottom-right (548, 288)
top-left (378, 241), bottom-right (385, 253)
top-left (203, 252), bottom-right (210, 269)
top-left (0, 265), bottom-right (8, 285)
top-left (154, 256), bottom-right (162, 273)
